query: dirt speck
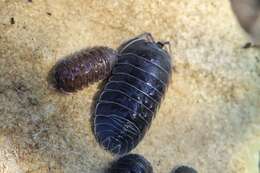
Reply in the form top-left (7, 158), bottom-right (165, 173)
top-left (10, 17), bottom-right (15, 25)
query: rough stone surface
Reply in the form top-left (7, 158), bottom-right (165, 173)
top-left (0, 0), bottom-right (259, 173)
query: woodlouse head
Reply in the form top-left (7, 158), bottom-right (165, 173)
top-left (117, 32), bottom-right (172, 55)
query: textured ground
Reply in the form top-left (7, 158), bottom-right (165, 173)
top-left (0, 0), bottom-right (259, 173)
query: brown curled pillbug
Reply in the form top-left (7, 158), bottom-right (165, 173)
top-left (53, 47), bottom-right (118, 92)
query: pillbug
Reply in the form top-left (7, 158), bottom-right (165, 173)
top-left (52, 46), bottom-right (118, 92)
top-left (171, 166), bottom-right (198, 173)
top-left (94, 33), bottom-right (172, 155)
top-left (107, 154), bottom-right (153, 173)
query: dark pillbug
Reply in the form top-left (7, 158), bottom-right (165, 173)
top-left (107, 154), bottom-right (153, 173)
top-left (94, 33), bottom-right (172, 155)
top-left (53, 46), bottom-right (118, 92)
top-left (171, 166), bottom-right (198, 173)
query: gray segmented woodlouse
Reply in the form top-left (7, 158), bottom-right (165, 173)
top-left (94, 33), bottom-right (172, 155)
top-left (107, 154), bottom-right (153, 173)
top-left (52, 46), bottom-right (118, 92)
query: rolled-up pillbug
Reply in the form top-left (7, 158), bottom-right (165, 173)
top-left (52, 46), bottom-right (118, 92)
top-left (171, 166), bottom-right (198, 173)
top-left (107, 154), bottom-right (153, 173)
top-left (94, 33), bottom-right (172, 155)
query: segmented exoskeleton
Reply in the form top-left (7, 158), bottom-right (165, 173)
top-left (94, 33), bottom-right (172, 155)
top-left (107, 154), bottom-right (153, 173)
top-left (53, 47), bottom-right (117, 92)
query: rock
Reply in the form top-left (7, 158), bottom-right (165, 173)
top-left (0, 0), bottom-right (259, 173)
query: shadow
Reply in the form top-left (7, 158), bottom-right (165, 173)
top-left (46, 56), bottom-right (61, 92)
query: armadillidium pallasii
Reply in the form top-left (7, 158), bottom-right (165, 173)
top-left (53, 47), bottom-right (118, 92)
top-left (94, 33), bottom-right (172, 155)
top-left (107, 154), bottom-right (153, 173)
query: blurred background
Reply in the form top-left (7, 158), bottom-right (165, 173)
top-left (0, 0), bottom-right (259, 173)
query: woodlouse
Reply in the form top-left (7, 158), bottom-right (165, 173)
top-left (107, 154), bottom-right (153, 173)
top-left (94, 33), bottom-right (172, 155)
top-left (53, 46), bottom-right (118, 92)
top-left (171, 166), bottom-right (198, 173)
